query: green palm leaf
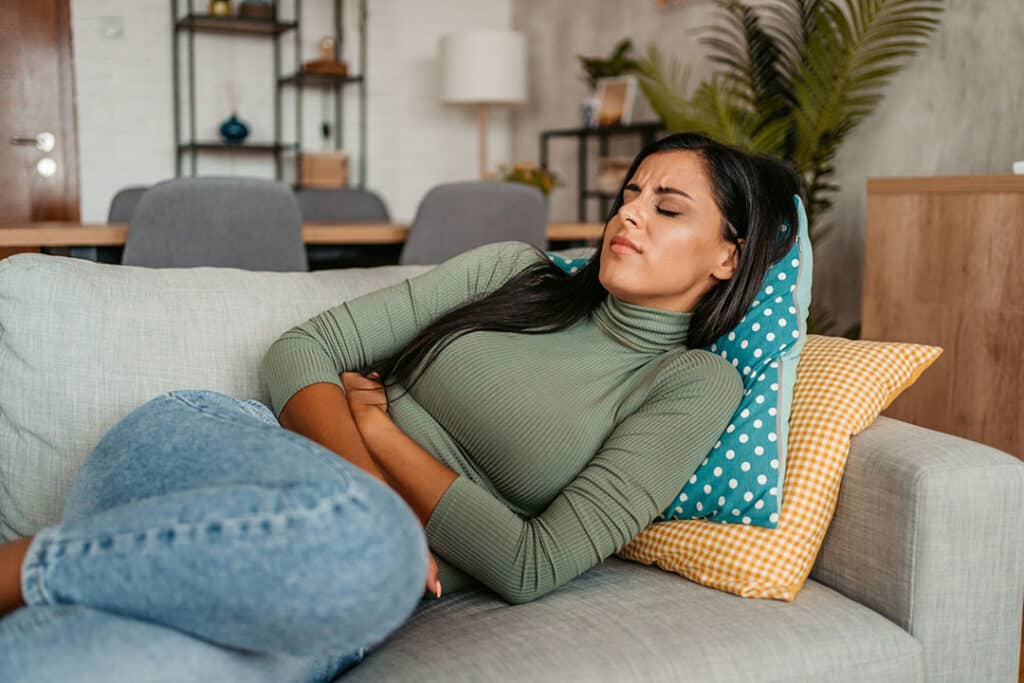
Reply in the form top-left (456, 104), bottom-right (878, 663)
top-left (632, 0), bottom-right (942, 334)
top-left (701, 1), bottom-right (791, 115)
top-left (790, 0), bottom-right (942, 225)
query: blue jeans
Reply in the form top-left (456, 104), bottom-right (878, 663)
top-left (0, 389), bottom-right (430, 682)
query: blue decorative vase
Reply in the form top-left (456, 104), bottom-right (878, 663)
top-left (219, 113), bottom-right (249, 144)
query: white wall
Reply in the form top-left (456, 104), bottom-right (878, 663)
top-left (70, 0), bottom-right (513, 222)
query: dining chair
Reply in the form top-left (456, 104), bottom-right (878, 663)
top-left (399, 181), bottom-right (547, 265)
top-left (95, 185), bottom-right (149, 264)
top-left (121, 177), bottom-right (308, 271)
top-left (108, 185), bottom-right (149, 223)
top-left (295, 187), bottom-right (389, 222)
top-left (294, 187), bottom-right (396, 269)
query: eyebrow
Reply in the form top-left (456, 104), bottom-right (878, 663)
top-left (624, 183), bottom-right (694, 201)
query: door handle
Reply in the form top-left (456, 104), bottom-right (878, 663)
top-left (9, 132), bottom-right (55, 152)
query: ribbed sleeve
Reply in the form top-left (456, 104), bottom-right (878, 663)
top-left (424, 351), bottom-right (743, 604)
top-left (260, 240), bottom-right (547, 418)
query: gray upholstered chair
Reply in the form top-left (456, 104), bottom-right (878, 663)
top-left (121, 177), bottom-right (308, 271)
top-left (95, 185), bottom-right (149, 264)
top-left (294, 187), bottom-right (397, 269)
top-left (295, 187), bottom-right (390, 222)
top-left (399, 181), bottom-right (548, 265)
top-left (108, 185), bottom-right (149, 223)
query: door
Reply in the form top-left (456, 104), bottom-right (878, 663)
top-left (0, 0), bottom-right (80, 259)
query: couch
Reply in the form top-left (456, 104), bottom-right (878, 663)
top-left (0, 248), bottom-right (1021, 682)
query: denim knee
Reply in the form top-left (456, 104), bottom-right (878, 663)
top-left (163, 389), bottom-right (242, 414)
top-left (300, 478), bottom-right (429, 654)
top-left (30, 477), bottom-right (430, 657)
top-left (217, 478), bottom-right (429, 655)
top-left (162, 390), bottom-right (279, 427)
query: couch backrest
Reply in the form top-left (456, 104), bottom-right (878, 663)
top-left (0, 246), bottom-right (595, 541)
top-left (0, 254), bottom-right (430, 541)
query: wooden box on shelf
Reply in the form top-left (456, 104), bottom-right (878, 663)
top-left (283, 151), bottom-right (348, 188)
top-left (238, 1), bottom-right (276, 20)
top-left (301, 59), bottom-right (348, 77)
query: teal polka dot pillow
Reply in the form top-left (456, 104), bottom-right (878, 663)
top-left (545, 252), bottom-right (589, 275)
top-left (664, 194), bottom-right (812, 528)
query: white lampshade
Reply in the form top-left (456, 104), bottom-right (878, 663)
top-left (440, 29), bottom-right (527, 105)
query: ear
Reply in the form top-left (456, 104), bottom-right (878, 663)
top-left (712, 238), bottom-right (744, 281)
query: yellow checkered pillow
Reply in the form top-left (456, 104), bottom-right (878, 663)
top-left (616, 334), bottom-right (943, 601)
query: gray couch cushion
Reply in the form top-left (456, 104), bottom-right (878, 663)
top-left (340, 557), bottom-right (922, 683)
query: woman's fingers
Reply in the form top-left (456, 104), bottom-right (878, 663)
top-left (340, 371), bottom-right (388, 414)
top-left (340, 371), bottom-right (380, 390)
top-left (339, 371), bottom-right (384, 390)
top-left (426, 552), bottom-right (441, 599)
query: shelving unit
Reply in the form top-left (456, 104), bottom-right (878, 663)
top-left (175, 13), bottom-right (297, 34)
top-left (539, 121), bottom-right (664, 222)
top-left (171, 0), bottom-right (367, 188)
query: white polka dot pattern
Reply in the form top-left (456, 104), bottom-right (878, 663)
top-left (664, 194), bottom-right (813, 528)
top-left (616, 335), bottom-right (943, 600)
top-left (545, 253), bottom-right (590, 275)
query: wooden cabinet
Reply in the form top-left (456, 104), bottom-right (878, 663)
top-left (861, 175), bottom-right (1024, 683)
top-left (862, 175), bottom-right (1023, 459)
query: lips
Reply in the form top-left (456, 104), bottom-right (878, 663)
top-left (610, 235), bottom-right (642, 253)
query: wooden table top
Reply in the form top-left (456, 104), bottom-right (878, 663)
top-left (0, 222), bottom-right (606, 247)
top-left (866, 174), bottom-right (1024, 194)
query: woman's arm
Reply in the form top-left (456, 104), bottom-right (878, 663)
top-left (354, 410), bottom-right (460, 528)
top-left (276, 381), bottom-right (398, 490)
top-left (340, 372), bottom-right (459, 528)
top-left (278, 378), bottom-right (442, 598)
top-left (260, 241), bottom-right (546, 423)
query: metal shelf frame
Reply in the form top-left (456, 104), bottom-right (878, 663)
top-left (172, 0), bottom-right (367, 188)
top-left (540, 121), bottom-right (664, 222)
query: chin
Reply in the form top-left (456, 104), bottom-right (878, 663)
top-left (598, 271), bottom-right (625, 299)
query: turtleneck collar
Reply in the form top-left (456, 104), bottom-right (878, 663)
top-left (591, 293), bottom-right (692, 353)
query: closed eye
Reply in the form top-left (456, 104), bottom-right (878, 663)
top-left (657, 208), bottom-right (679, 217)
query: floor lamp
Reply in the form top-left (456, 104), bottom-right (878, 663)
top-left (440, 29), bottom-right (527, 179)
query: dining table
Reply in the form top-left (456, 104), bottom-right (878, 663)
top-left (0, 222), bottom-right (605, 259)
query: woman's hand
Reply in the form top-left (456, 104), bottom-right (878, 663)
top-left (339, 371), bottom-right (388, 425)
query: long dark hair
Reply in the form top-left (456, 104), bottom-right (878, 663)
top-left (362, 132), bottom-right (804, 403)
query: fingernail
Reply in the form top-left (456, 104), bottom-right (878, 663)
top-left (435, 582), bottom-right (442, 598)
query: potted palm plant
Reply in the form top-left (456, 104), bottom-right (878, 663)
top-left (633, 0), bottom-right (944, 338)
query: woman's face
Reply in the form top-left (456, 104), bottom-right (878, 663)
top-left (598, 150), bottom-right (743, 313)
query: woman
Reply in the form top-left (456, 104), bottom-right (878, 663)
top-left (0, 132), bottom-right (801, 681)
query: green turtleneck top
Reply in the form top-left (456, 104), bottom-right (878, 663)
top-left (261, 241), bottom-right (744, 604)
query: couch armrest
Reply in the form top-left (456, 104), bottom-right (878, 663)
top-left (810, 415), bottom-right (1024, 682)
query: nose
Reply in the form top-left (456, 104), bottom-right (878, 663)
top-left (618, 195), bottom-right (647, 231)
